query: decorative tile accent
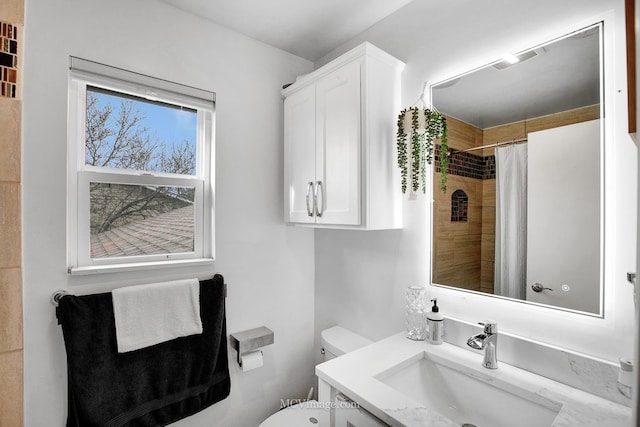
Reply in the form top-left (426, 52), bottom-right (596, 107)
top-left (451, 189), bottom-right (468, 222)
top-left (483, 154), bottom-right (496, 179)
top-left (434, 145), bottom-right (496, 180)
top-left (0, 20), bottom-right (18, 99)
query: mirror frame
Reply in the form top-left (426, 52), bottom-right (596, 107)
top-left (427, 17), bottom-right (611, 319)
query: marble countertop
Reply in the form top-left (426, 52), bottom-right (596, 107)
top-left (316, 332), bottom-right (631, 427)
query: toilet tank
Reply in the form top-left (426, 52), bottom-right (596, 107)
top-left (321, 326), bottom-right (373, 361)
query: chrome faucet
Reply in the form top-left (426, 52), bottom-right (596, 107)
top-left (467, 321), bottom-right (498, 369)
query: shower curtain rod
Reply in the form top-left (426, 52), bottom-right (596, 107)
top-left (460, 137), bottom-right (528, 153)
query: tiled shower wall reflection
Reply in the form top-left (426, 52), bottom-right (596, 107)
top-left (432, 105), bottom-right (599, 295)
top-left (0, 0), bottom-right (22, 425)
top-left (433, 117), bottom-right (491, 292)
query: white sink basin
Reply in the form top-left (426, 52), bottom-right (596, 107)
top-left (376, 352), bottom-right (562, 427)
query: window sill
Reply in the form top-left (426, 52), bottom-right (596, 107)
top-left (68, 258), bottom-right (215, 276)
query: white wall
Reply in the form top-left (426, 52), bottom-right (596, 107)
top-left (22, 0), bottom-right (315, 426)
top-left (315, 0), bottom-right (637, 363)
top-left (526, 120), bottom-right (601, 313)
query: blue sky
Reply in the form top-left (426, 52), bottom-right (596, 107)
top-left (90, 88), bottom-right (197, 154)
top-left (136, 100), bottom-right (197, 148)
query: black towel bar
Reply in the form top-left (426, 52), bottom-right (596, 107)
top-left (50, 276), bottom-right (227, 307)
top-left (51, 289), bottom-right (69, 307)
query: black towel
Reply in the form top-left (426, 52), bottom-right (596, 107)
top-left (57, 275), bottom-right (230, 427)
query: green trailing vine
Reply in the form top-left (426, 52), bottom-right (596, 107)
top-left (396, 107), bottom-right (448, 195)
top-left (396, 109), bottom-right (408, 194)
top-left (411, 108), bottom-right (421, 194)
top-left (438, 116), bottom-right (448, 193)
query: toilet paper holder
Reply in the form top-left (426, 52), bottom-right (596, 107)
top-left (230, 326), bottom-right (274, 367)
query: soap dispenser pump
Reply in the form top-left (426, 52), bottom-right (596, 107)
top-left (426, 298), bottom-right (444, 345)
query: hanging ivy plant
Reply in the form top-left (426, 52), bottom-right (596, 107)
top-left (396, 107), bottom-right (448, 194)
top-left (396, 109), bottom-right (408, 194)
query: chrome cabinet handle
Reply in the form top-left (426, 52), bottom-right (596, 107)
top-left (314, 180), bottom-right (324, 217)
top-left (531, 282), bottom-right (553, 292)
top-left (305, 181), bottom-right (314, 217)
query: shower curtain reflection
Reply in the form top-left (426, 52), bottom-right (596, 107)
top-left (494, 143), bottom-right (528, 299)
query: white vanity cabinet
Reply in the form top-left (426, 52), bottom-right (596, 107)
top-left (282, 42), bottom-right (404, 229)
top-left (318, 379), bottom-right (387, 427)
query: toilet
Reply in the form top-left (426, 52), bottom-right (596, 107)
top-left (258, 326), bottom-right (373, 426)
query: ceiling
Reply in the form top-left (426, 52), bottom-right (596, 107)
top-left (158, 0), bottom-right (414, 61)
top-left (157, 0), bottom-right (603, 129)
top-left (431, 25), bottom-right (601, 129)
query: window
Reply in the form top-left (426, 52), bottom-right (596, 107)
top-left (67, 57), bottom-right (215, 274)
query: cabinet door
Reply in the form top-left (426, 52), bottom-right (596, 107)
top-left (284, 84), bottom-right (316, 223)
top-left (334, 394), bottom-right (387, 427)
top-left (315, 60), bottom-right (361, 226)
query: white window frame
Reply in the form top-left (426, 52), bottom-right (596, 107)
top-left (67, 57), bottom-right (215, 275)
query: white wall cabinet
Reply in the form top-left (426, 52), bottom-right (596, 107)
top-left (283, 42), bottom-right (405, 229)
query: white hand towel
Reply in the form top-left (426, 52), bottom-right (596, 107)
top-left (112, 278), bottom-right (203, 353)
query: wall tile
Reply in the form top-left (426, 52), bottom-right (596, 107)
top-left (0, 183), bottom-right (20, 224)
top-left (480, 234), bottom-right (495, 261)
top-left (0, 98), bottom-right (20, 182)
top-left (0, 268), bottom-right (22, 352)
top-left (0, 229), bottom-right (20, 267)
top-left (444, 115), bottom-right (482, 151)
top-left (527, 104), bottom-right (599, 133)
top-left (0, 1), bottom-right (24, 26)
top-left (481, 206), bottom-right (495, 233)
top-left (482, 179), bottom-right (496, 207)
top-left (483, 121), bottom-right (526, 145)
top-left (0, 183), bottom-right (21, 267)
top-left (480, 259), bottom-right (495, 293)
top-left (0, 350), bottom-right (22, 427)
top-left (0, 3), bottom-right (22, 426)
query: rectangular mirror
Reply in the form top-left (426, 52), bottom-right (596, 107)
top-left (430, 22), bottom-right (604, 316)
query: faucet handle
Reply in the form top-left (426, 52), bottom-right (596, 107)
top-left (479, 321), bottom-right (497, 334)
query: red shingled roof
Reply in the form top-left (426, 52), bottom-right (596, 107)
top-left (90, 205), bottom-right (194, 258)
